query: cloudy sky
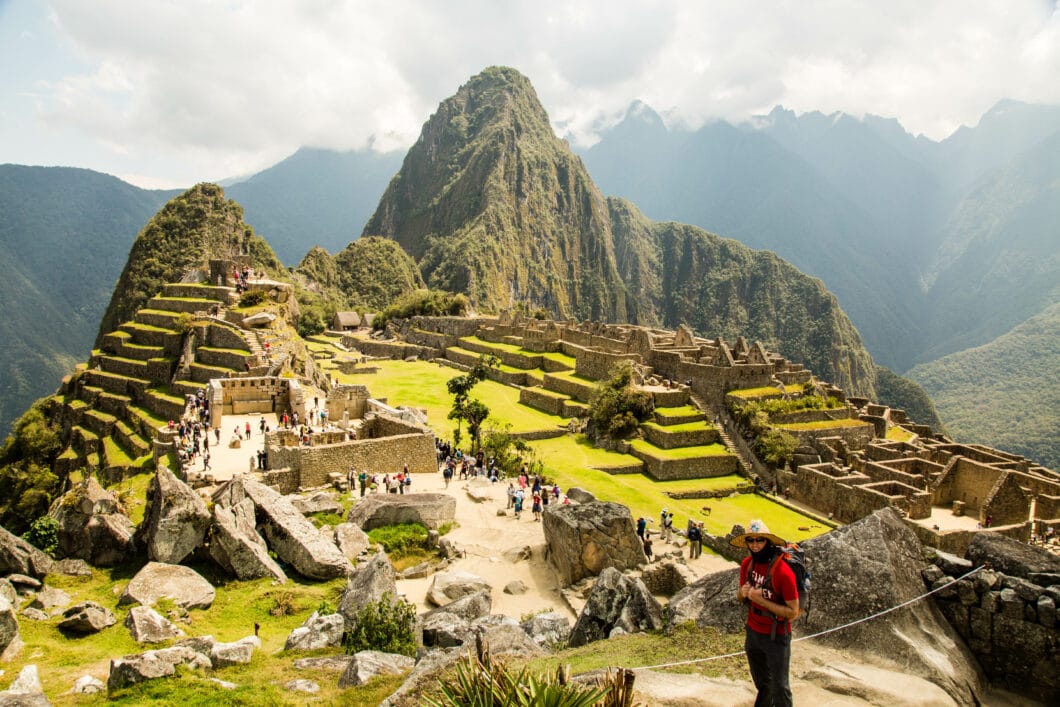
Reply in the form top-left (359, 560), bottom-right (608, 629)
top-left (2, 0), bottom-right (1058, 189)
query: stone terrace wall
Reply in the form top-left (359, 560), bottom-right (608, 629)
top-left (574, 348), bottom-right (641, 380)
top-left (519, 387), bottom-right (567, 416)
top-left (267, 432), bottom-right (436, 488)
top-left (781, 422), bottom-right (875, 451)
top-left (636, 452), bottom-right (737, 481)
top-left (933, 457), bottom-right (1001, 512)
top-left (925, 561), bottom-right (1059, 703)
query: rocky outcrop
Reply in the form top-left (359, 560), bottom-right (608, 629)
top-left (124, 606), bottom-right (185, 643)
top-left (0, 665), bottom-right (49, 706)
top-left (668, 508), bottom-right (984, 705)
top-left (543, 501), bottom-right (644, 585)
top-left (118, 562), bottom-right (215, 610)
top-left (138, 466), bottom-right (210, 564)
top-left (521, 610), bottom-right (571, 646)
top-left (283, 611), bottom-right (344, 651)
top-left (426, 571), bottom-right (491, 607)
top-left (238, 477), bottom-right (352, 580)
top-left (208, 503), bottom-right (287, 583)
top-left (965, 532), bottom-right (1060, 582)
top-left (338, 553), bottom-right (398, 633)
top-left (565, 488), bottom-right (597, 504)
top-left (568, 567), bottom-right (663, 647)
top-left (420, 591), bottom-right (493, 648)
top-left (0, 526), bottom-right (52, 578)
top-left (71, 675), bottom-right (105, 695)
top-left (107, 645), bottom-right (212, 691)
top-left (27, 587), bottom-right (71, 617)
top-left (347, 493), bottom-right (456, 531)
top-left (209, 636), bottom-right (259, 668)
top-left (333, 523), bottom-right (371, 562)
top-left (290, 492), bottom-right (342, 516)
top-left (337, 650), bottom-right (415, 688)
top-left (57, 602), bottom-right (116, 635)
top-left (0, 594), bottom-right (21, 662)
top-left (49, 477), bottom-right (135, 567)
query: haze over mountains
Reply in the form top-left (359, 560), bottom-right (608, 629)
top-left (0, 69), bottom-right (1055, 466)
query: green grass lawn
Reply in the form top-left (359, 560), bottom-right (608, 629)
top-left (334, 359), bottom-right (823, 544)
top-left (523, 435), bottom-right (815, 542)
top-left (641, 420), bottom-right (712, 434)
top-left (887, 426), bottom-right (915, 442)
top-left (774, 419), bottom-right (872, 431)
top-left (628, 439), bottom-right (731, 459)
top-left (337, 359), bottom-right (569, 436)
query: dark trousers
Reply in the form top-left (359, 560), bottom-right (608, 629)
top-left (745, 626), bottom-right (792, 707)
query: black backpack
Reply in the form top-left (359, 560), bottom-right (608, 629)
top-left (763, 543), bottom-right (811, 625)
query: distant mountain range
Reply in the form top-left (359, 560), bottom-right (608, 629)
top-left (0, 82), bottom-right (1055, 465)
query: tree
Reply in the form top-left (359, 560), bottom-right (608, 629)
top-left (587, 360), bottom-right (654, 442)
top-left (447, 354), bottom-right (499, 453)
top-left (756, 429), bottom-right (799, 468)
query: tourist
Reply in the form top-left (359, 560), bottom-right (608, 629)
top-left (636, 517), bottom-right (647, 540)
top-left (245, 421), bottom-right (252, 439)
top-left (660, 509), bottom-right (674, 542)
top-left (643, 535), bottom-right (653, 563)
top-left (689, 522), bottom-right (702, 559)
top-left (513, 489), bottom-right (524, 519)
top-left (734, 519), bottom-right (799, 707)
top-left (358, 470), bottom-right (368, 497)
top-left (442, 463), bottom-right (453, 488)
top-left (506, 483), bottom-right (515, 509)
top-left (259, 417), bottom-right (266, 435)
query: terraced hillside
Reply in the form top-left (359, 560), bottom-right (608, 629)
top-left (45, 280), bottom-right (265, 484)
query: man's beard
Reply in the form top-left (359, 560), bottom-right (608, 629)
top-left (750, 542), bottom-right (776, 564)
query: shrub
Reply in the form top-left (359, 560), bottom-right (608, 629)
top-left (239, 290), bottom-right (267, 307)
top-left (367, 523), bottom-right (429, 559)
top-left (479, 423), bottom-right (533, 476)
top-left (373, 289), bottom-right (469, 330)
top-left (756, 429), bottom-right (799, 467)
top-left (427, 646), bottom-right (611, 706)
top-left (22, 515), bottom-right (59, 557)
top-left (587, 361), bottom-right (654, 442)
top-left (342, 592), bottom-right (417, 657)
top-left (297, 306), bottom-right (328, 337)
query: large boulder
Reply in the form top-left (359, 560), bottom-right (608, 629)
top-left (107, 645), bottom-right (211, 691)
top-left (208, 503), bottom-right (287, 583)
top-left (0, 525), bottom-right (52, 578)
top-left (48, 477), bottom-right (136, 567)
top-left (283, 611), bottom-right (344, 651)
top-left (337, 650), bottom-right (415, 688)
top-left (209, 636), bottom-right (259, 668)
top-left (289, 492), bottom-right (342, 516)
top-left (521, 610), bottom-right (571, 646)
top-left (338, 553), bottom-right (397, 633)
top-left (138, 466), bottom-right (210, 564)
top-left (28, 587), bottom-right (71, 617)
top-left (57, 602), bottom-right (116, 635)
top-left (0, 594), bottom-right (22, 661)
top-left (668, 508), bottom-right (985, 705)
top-left (0, 665), bottom-right (48, 706)
top-left (118, 562), bottom-right (215, 610)
top-left (347, 494), bottom-right (456, 531)
top-left (966, 532), bottom-right (1060, 580)
top-left (426, 571), bottom-right (491, 607)
top-left (239, 477), bottom-right (352, 580)
top-left (332, 523), bottom-right (371, 562)
top-left (568, 567), bottom-right (663, 647)
top-left (542, 501), bottom-right (644, 585)
top-left (124, 605), bottom-right (185, 643)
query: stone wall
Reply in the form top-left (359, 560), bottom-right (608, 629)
top-left (780, 422), bottom-right (874, 451)
top-left (326, 385), bottom-right (370, 425)
top-left (642, 423), bottom-right (718, 449)
top-left (341, 338), bottom-right (438, 360)
top-left (519, 387), bottom-right (567, 416)
top-left (267, 432), bottom-right (436, 488)
top-left (543, 373), bottom-right (597, 403)
top-left (1036, 495), bottom-right (1060, 521)
top-left (633, 451), bottom-right (738, 481)
top-left (933, 457), bottom-right (1002, 514)
top-left (925, 561), bottom-right (1059, 703)
top-left (574, 348), bottom-right (640, 381)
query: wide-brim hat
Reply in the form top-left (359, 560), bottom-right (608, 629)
top-left (729, 519), bottom-right (786, 548)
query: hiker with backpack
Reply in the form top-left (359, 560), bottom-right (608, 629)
top-left (733, 519), bottom-right (803, 707)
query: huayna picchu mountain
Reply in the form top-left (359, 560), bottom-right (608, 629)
top-left (96, 183), bottom-right (287, 345)
top-left (360, 67), bottom-right (876, 397)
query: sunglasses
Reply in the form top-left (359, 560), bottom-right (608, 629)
top-left (746, 537), bottom-right (768, 544)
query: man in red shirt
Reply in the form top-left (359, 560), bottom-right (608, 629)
top-left (733, 519), bottom-right (800, 707)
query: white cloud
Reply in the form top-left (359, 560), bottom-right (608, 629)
top-left (18, 0), bottom-right (1060, 186)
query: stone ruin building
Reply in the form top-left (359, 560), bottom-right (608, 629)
top-left (342, 311), bottom-right (1057, 555)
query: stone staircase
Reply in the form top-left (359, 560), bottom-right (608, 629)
top-left (689, 392), bottom-right (756, 479)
